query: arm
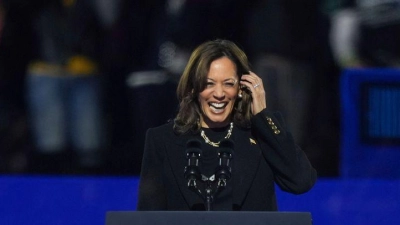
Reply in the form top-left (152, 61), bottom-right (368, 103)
top-left (137, 128), bottom-right (167, 210)
top-left (240, 71), bottom-right (316, 194)
top-left (252, 110), bottom-right (317, 194)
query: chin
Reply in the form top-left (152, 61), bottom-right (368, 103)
top-left (201, 104), bottom-right (234, 127)
top-left (204, 114), bottom-right (231, 126)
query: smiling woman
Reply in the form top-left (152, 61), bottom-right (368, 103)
top-left (198, 57), bottom-right (239, 128)
top-left (174, 39), bottom-right (253, 135)
top-left (137, 39), bottom-right (317, 211)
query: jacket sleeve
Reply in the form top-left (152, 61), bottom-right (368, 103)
top-left (136, 127), bottom-right (167, 210)
top-left (251, 109), bottom-right (317, 194)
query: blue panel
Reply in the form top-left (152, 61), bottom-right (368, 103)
top-left (1, 176), bottom-right (400, 225)
top-left (276, 179), bottom-right (400, 225)
top-left (365, 85), bottom-right (400, 138)
top-left (0, 175), bottom-right (139, 225)
top-left (340, 68), bottom-right (400, 178)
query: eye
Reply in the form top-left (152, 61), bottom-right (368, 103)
top-left (206, 82), bottom-right (215, 88)
top-left (224, 82), bottom-right (236, 87)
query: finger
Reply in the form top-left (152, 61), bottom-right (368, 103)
top-left (241, 74), bottom-right (263, 91)
top-left (243, 72), bottom-right (262, 84)
top-left (241, 74), bottom-right (257, 85)
top-left (248, 72), bottom-right (263, 87)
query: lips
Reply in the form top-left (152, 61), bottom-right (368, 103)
top-left (209, 102), bottom-right (227, 113)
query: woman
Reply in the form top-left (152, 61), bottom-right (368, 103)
top-left (137, 39), bottom-right (317, 211)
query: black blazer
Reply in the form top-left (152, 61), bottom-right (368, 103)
top-left (137, 109), bottom-right (317, 211)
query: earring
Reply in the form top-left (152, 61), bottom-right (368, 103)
top-left (238, 93), bottom-right (242, 98)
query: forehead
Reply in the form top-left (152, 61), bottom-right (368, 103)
top-left (206, 57), bottom-right (238, 79)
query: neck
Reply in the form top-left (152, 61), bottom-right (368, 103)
top-left (200, 118), bottom-right (232, 129)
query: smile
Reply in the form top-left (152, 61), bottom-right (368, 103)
top-left (209, 102), bottom-right (228, 113)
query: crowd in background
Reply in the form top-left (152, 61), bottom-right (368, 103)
top-left (1, 0), bottom-right (399, 176)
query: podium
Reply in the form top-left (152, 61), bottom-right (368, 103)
top-left (105, 211), bottom-right (312, 225)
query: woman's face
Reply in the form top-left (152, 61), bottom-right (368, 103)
top-left (198, 57), bottom-right (239, 128)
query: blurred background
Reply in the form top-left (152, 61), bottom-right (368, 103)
top-left (0, 0), bottom-right (400, 224)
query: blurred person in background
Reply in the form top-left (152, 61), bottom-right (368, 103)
top-left (244, 0), bottom-right (343, 177)
top-left (120, 0), bottom-right (178, 174)
top-left (245, 0), bottom-right (318, 153)
top-left (329, 0), bottom-right (400, 68)
top-left (244, 0), bottom-right (342, 177)
top-left (26, 0), bottom-right (107, 174)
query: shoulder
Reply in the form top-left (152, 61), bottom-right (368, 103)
top-left (145, 120), bottom-right (194, 149)
top-left (146, 121), bottom-right (175, 137)
top-left (144, 121), bottom-right (176, 152)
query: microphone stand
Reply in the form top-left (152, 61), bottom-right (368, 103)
top-left (206, 178), bottom-right (228, 211)
top-left (189, 174), bottom-right (227, 211)
top-left (184, 139), bottom-right (233, 211)
top-left (205, 180), bottom-right (213, 211)
top-left (185, 164), bottom-right (232, 210)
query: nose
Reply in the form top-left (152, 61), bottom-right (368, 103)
top-left (213, 84), bottom-right (225, 99)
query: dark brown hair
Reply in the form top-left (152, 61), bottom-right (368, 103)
top-left (173, 39), bottom-right (253, 134)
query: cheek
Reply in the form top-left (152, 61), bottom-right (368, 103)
top-left (199, 99), bottom-right (208, 108)
top-left (198, 90), bottom-right (212, 102)
top-left (227, 89), bottom-right (239, 100)
top-left (197, 93), bottom-right (208, 109)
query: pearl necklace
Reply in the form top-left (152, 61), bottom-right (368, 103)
top-left (200, 122), bottom-right (233, 147)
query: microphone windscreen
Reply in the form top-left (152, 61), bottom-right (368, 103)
top-left (185, 139), bottom-right (202, 154)
top-left (218, 139), bottom-right (234, 155)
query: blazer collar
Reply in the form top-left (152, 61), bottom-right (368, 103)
top-left (164, 126), bottom-right (261, 210)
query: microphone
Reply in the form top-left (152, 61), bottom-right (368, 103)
top-left (184, 139), bottom-right (202, 187)
top-left (215, 139), bottom-right (234, 187)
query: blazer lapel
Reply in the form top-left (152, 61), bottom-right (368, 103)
top-left (164, 132), bottom-right (204, 208)
top-left (231, 127), bottom-right (261, 208)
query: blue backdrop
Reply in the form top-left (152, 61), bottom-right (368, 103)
top-left (1, 175), bottom-right (399, 225)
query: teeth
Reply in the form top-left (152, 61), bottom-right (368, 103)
top-left (211, 108), bottom-right (224, 113)
top-left (210, 102), bottom-right (225, 109)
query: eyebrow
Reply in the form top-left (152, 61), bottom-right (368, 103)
top-left (207, 78), bottom-right (237, 82)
